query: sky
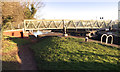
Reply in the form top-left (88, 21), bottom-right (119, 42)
top-left (34, 0), bottom-right (119, 20)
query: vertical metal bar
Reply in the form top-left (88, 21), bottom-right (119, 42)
top-left (24, 20), bottom-right (26, 32)
top-left (63, 19), bottom-right (66, 34)
top-left (76, 28), bottom-right (77, 32)
top-left (62, 19), bottom-right (64, 30)
top-left (106, 36), bottom-right (108, 44)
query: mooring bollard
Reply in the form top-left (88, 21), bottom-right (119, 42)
top-left (85, 36), bottom-right (88, 42)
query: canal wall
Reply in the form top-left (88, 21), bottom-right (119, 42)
top-left (3, 29), bottom-right (29, 37)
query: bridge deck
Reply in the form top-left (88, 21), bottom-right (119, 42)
top-left (25, 27), bottom-right (100, 30)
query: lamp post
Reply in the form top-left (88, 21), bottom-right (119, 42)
top-left (100, 17), bottom-right (104, 21)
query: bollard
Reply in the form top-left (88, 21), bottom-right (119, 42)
top-left (85, 37), bottom-right (88, 42)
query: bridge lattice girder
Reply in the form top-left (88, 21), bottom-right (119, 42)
top-left (24, 20), bottom-right (117, 30)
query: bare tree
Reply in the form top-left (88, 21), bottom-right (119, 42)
top-left (2, 2), bottom-right (25, 29)
top-left (1, 1), bottom-right (44, 30)
top-left (21, 0), bottom-right (45, 19)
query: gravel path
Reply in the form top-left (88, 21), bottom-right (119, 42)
top-left (18, 44), bottom-right (38, 70)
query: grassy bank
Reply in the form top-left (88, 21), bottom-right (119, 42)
top-left (1, 36), bottom-right (31, 70)
top-left (1, 36), bottom-right (20, 70)
top-left (31, 36), bottom-right (120, 70)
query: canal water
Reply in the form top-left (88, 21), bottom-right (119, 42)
top-left (32, 30), bottom-right (48, 37)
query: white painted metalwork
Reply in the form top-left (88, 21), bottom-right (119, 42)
top-left (101, 34), bottom-right (113, 44)
top-left (23, 19), bottom-right (117, 31)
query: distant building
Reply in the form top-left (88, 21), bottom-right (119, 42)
top-left (118, 1), bottom-right (120, 21)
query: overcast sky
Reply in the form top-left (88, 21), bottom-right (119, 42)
top-left (34, 0), bottom-right (119, 20)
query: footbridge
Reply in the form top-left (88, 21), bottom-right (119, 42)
top-left (23, 19), bottom-right (117, 31)
top-left (22, 19), bottom-right (119, 38)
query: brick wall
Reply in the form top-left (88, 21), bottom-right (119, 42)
top-left (3, 30), bottom-right (29, 37)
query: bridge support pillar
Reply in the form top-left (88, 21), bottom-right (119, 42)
top-left (63, 23), bottom-right (68, 37)
top-left (63, 34), bottom-right (68, 37)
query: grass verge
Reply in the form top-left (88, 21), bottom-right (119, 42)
top-left (1, 36), bottom-right (20, 70)
top-left (31, 36), bottom-right (120, 70)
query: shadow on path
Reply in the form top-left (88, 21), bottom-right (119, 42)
top-left (8, 37), bottom-right (38, 70)
top-left (18, 44), bottom-right (38, 70)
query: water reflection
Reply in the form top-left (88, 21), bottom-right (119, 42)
top-left (33, 30), bottom-right (48, 37)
